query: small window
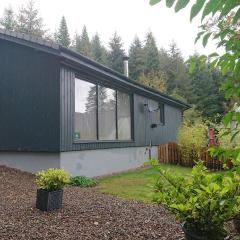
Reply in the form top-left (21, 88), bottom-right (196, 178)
top-left (159, 103), bottom-right (165, 125)
top-left (74, 78), bottom-right (97, 140)
top-left (148, 100), bottom-right (165, 125)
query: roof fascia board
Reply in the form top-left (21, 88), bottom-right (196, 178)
top-left (61, 51), bottom-right (190, 110)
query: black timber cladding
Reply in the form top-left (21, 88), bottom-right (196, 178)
top-left (0, 38), bottom-right (60, 151)
top-left (0, 29), bottom-right (190, 152)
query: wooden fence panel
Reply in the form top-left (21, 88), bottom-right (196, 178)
top-left (158, 143), bottom-right (226, 171)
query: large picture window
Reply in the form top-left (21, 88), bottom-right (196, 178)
top-left (75, 79), bottom-right (97, 140)
top-left (74, 78), bottom-right (132, 141)
top-left (117, 92), bottom-right (131, 140)
top-left (98, 86), bottom-right (116, 140)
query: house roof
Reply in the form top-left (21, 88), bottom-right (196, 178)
top-left (0, 28), bottom-right (190, 110)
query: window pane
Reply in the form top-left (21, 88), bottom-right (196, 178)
top-left (98, 86), bottom-right (116, 140)
top-left (117, 91), bottom-right (131, 140)
top-left (75, 78), bottom-right (97, 140)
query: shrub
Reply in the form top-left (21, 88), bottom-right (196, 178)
top-left (36, 168), bottom-right (70, 191)
top-left (178, 119), bottom-right (207, 166)
top-left (70, 176), bottom-right (98, 187)
top-left (150, 159), bottom-right (240, 239)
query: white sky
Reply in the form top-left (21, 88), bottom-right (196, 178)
top-left (0, 0), bottom-right (218, 58)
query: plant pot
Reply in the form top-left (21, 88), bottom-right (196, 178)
top-left (234, 215), bottom-right (240, 233)
top-left (182, 224), bottom-right (228, 240)
top-left (36, 189), bottom-right (63, 211)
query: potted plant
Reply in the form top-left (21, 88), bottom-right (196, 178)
top-left (36, 168), bottom-right (70, 211)
top-left (149, 159), bottom-right (240, 240)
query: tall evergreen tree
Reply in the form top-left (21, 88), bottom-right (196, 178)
top-left (78, 25), bottom-right (92, 57)
top-left (0, 6), bottom-right (16, 31)
top-left (72, 33), bottom-right (81, 53)
top-left (128, 36), bottom-right (144, 81)
top-left (16, 0), bottom-right (46, 37)
top-left (143, 31), bottom-right (160, 75)
top-left (55, 16), bottom-right (70, 47)
top-left (91, 33), bottom-right (107, 65)
top-left (107, 32), bottom-right (125, 74)
top-left (188, 56), bottom-right (225, 120)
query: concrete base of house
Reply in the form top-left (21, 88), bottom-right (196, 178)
top-left (0, 146), bottom-right (158, 177)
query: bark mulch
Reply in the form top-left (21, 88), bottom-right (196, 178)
top-left (0, 166), bottom-right (238, 240)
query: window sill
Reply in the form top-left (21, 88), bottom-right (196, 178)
top-left (73, 139), bottom-right (135, 144)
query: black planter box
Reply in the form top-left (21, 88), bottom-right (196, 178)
top-left (182, 224), bottom-right (228, 240)
top-left (234, 216), bottom-right (240, 233)
top-left (36, 189), bottom-right (63, 211)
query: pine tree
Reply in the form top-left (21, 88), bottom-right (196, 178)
top-left (143, 31), bottom-right (160, 75)
top-left (91, 33), bottom-right (107, 65)
top-left (55, 16), bottom-right (70, 47)
top-left (0, 6), bottom-right (16, 31)
top-left (85, 86), bottom-right (97, 112)
top-left (16, 0), bottom-right (46, 37)
top-left (107, 32), bottom-right (125, 74)
top-left (188, 56), bottom-right (225, 120)
top-left (128, 36), bottom-right (144, 81)
top-left (78, 25), bottom-right (92, 57)
top-left (72, 33), bottom-right (81, 53)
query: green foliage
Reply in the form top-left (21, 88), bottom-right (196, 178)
top-left (143, 31), bottom-right (160, 75)
top-left (16, 0), bottom-right (46, 37)
top-left (78, 25), bottom-right (93, 58)
top-left (0, 6), bottom-right (16, 31)
top-left (129, 36), bottom-right (145, 81)
top-left (150, 160), bottom-right (240, 238)
top-left (70, 176), bottom-right (98, 187)
top-left (36, 168), bottom-right (70, 191)
top-left (178, 118), bottom-right (207, 166)
top-left (187, 55), bottom-right (225, 120)
top-left (55, 16), bottom-right (71, 48)
top-left (107, 32), bottom-right (125, 74)
top-left (91, 33), bottom-right (108, 65)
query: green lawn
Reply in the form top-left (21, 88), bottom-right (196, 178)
top-left (96, 164), bottom-right (191, 202)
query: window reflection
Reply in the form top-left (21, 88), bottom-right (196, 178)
top-left (117, 92), bottom-right (131, 140)
top-left (75, 78), bottom-right (97, 140)
top-left (98, 86), bottom-right (116, 140)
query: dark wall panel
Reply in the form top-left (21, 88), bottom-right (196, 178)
top-left (60, 66), bottom-right (183, 151)
top-left (0, 39), bottom-right (60, 151)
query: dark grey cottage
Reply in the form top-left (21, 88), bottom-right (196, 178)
top-left (0, 29), bottom-right (190, 176)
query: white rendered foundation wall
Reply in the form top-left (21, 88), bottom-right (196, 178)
top-left (0, 146), bottom-right (158, 177)
top-left (60, 146), bottom-right (158, 177)
top-left (0, 152), bottom-right (60, 173)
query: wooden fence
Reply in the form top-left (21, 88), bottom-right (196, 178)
top-left (158, 142), bottom-right (225, 171)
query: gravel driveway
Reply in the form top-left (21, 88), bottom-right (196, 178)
top-left (0, 165), bottom-right (237, 240)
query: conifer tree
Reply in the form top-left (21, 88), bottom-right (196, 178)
top-left (107, 32), bottom-right (125, 74)
top-left (143, 31), bottom-right (160, 75)
top-left (78, 25), bottom-right (92, 57)
top-left (128, 36), bottom-right (144, 81)
top-left (55, 16), bottom-right (70, 47)
top-left (0, 6), bottom-right (16, 31)
top-left (91, 33), bottom-right (107, 65)
top-left (72, 33), bottom-right (81, 53)
top-left (16, 0), bottom-right (46, 37)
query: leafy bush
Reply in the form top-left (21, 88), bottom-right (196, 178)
top-left (150, 159), bottom-right (240, 239)
top-left (178, 119), bottom-right (207, 166)
top-left (36, 168), bottom-right (70, 191)
top-left (70, 176), bottom-right (98, 187)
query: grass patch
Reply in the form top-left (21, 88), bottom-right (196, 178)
top-left (96, 164), bottom-right (191, 202)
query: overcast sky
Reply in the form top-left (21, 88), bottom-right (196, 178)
top-left (0, 0), bottom-right (218, 58)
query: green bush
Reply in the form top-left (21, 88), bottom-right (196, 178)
top-left (178, 120), bottom-right (207, 166)
top-left (150, 159), bottom-right (240, 239)
top-left (36, 168), bottom-right (70, 191)
top-left (70, 176), bottom-right (98, 187)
